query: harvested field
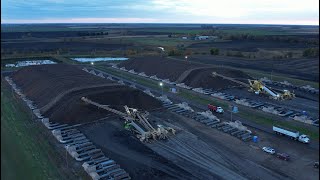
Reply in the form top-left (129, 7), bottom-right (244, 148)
top-left (45, 87), bottom-right (163, 124)
top-left (1, 41), bottom-right (130, 53)
top-left (11, 64), bottom-right (113, 108)
top-left (189, 39), bottom-right (317, 52)
top-left (182, 55), bottom-right (319, 82)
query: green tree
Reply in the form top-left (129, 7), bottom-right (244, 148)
top-left (210, 48), bottom-right (219, 55)
top-left (303, 48), bottom-right (319, 57)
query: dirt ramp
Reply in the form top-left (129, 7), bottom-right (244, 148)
top-left (182, 68), bottom-right (251, 90)
top-left (11, 64), bottom-right (112, 108)
top-left (45, 87), bottom-right (163, 124)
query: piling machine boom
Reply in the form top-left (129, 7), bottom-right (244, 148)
top-left (212, 72), bottom-right (295, 100)
top-left (81, 97), bottom-right (175, 142)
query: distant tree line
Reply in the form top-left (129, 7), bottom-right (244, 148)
top-left (77, 32), bottom-right (108, 36)
top-left (218, 33), bottom-right (319, 45)
top-left (201, 25), bottom-right (216, 29)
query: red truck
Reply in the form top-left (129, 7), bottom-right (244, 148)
top-left (208, 104), bottom-right (224, 114)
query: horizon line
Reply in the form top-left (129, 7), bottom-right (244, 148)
top-left (1, 22), bottom-right (319, 26)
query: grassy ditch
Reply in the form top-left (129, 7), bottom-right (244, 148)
top-left (179, 89), bottom-right (228, 109)
top-left (238, 111), bottom-right (319, 140)
top-left (1, 82), bottom-right (82, 180)
top-left (96, 66), bottom-right (165, 91)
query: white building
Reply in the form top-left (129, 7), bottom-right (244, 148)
top-left (195, 36), bottom-right (209, 40)
top-left (182, 36), bottom-right (188, 40)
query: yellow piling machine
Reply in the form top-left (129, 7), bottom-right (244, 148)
top-left (212, 72), bottom-right (295, 100)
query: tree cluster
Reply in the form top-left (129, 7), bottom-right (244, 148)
top-left (303, 48), bottom-right (319, 57)
top-left (167, 48), bottom-right (183, 56)
top-left (210, 48), bottom-right (219, 55)
top-left (77, 32), bottom-right (108, 36)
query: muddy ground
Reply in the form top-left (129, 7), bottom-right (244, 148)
top-left (45, 86), bottom-right (163, 124)
top-left (11, 64), bottom-right (113, 108)
top-left (79, 109), bottom-right (319, 180)
top-left (119, 56), bottom-right (251, 90)
top-left (154, 110), bottom-right (319, 180)
top-left (182, 68), bottom-right (251, 90)
top-left (79, 119), bottom-right (193, 180)
top-left (120, 56), bottom-right (200, 81)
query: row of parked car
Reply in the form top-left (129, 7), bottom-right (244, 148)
top-left (262, 147), bottom-right (319, 168)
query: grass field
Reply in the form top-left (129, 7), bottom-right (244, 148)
top-left (1, 81), bottom-right (83, 180)
top-left (123, 37), bottom-right (193, 47)
top-left (133, 28), bottom-right (208, 34)
top-left (238, 111), bottom-right (319, 140)
top-left (218, 27), bottom-right (319, 36)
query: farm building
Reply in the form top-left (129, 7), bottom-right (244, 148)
top-left (195, 35), bottom-right (209, 40)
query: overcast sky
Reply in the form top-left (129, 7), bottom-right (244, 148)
top-left (1, 0), bottom-right (319, 25)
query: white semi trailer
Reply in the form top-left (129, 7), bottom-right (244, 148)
top-left (273, 126), bottom-right (310, 143)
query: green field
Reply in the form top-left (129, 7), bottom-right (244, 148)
top-left (218, 27), bottom-right (319, 36)
top-left (123, 37), bottom-right (193, 47)
top-left (1, 82), bottom-right (82, 180)
top-left (133, 28), bottom-right (208, 34)
top-left (238, 111), bottom-right (319, 140)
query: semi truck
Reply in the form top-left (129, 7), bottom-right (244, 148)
top-left (208, 104), bottom-right (224, 114)
top-left (273, 126), bottom-right (310, 143)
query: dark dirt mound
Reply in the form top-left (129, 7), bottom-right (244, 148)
top-left (119, 56), bottom-right (253, 89)
top-left (11, 64), bottom-right (112, 108)
top-left (44, 86), bottom-right (163, 124)
top-left (119, 56), bottom-right (201, 81)
top-left (80, 121), bottom-right (194, 180)
top-left (183, 68), bottom-right (251, 90)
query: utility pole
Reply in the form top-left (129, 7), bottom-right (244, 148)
top-left (159, 82), bottom-right (163, 95)
top-left (66, 148), bottom-right (68, 168)
top-left (231, 109), bottom-right (233, 122)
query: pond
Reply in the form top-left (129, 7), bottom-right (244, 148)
top-left (71, 57), bottom-right (129, 62)
top-left (5, 60), bottom-right (56, 67)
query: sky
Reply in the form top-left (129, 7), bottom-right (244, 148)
top-left (1, 0), bottom-right (319, 25)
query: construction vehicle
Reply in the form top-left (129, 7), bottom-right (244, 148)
top-left (212, 72), bottom-right (295, 100)
top-left (208, 104), bottom-right (224, 114)
top-left (81, 97), bottom-right (175, 142)
top-left (273, 126), bottom-right (310, 143)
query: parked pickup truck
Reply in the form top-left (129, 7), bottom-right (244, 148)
top-left (273, 126), bottom-right (310, 143)
top-left (208, 104), bottom-right (224, 114)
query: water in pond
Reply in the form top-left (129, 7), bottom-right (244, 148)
top-left (71, 57), bottom-right (128, 62)
top-left (5, 60), bottom-right (56, 67)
